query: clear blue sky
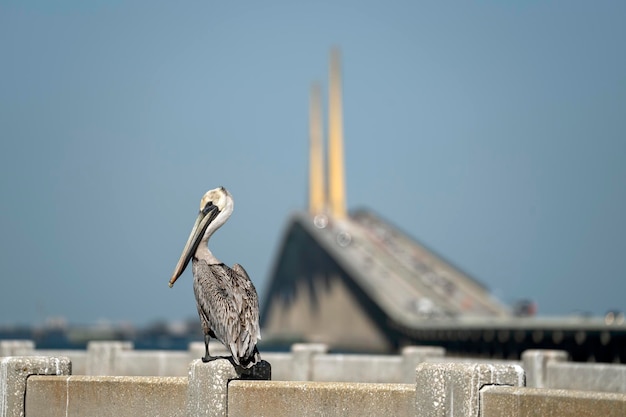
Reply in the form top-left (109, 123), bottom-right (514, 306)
top-left (1, 1), bottom-right (625, 326)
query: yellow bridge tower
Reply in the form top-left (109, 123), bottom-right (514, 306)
top-left (308, 48), bottom-right (347, 219)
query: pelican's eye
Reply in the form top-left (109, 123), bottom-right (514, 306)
top-left (202, 202), bottom-right (215, 215)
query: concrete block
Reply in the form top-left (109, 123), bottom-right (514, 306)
top-left (521, 349), bottom-right (568, 388)
top-left (186, 359), bottom-right (238, 417)
top-left (401, 346), bottom-right (445, 383)
top-left (26, 375), bottom-right (187, 417)
top-left (0, 340), bottom-right (35, 357)
top-left (186, 358), bottom-right (271, 417)
top-left (290, 343), bottom-right (328, 381)
top-left (86, 340), bottom-right (133, 375)
top-left (228, 380), bottom-right (415, 417)
top-left (547, 361), bottom-right (626, 393)
top-left (0, 356), bottom-right (71, 417)
top-left (415, 362), bottom-right (525, 417)
top-left (480, 385), bottom-right (626, 417)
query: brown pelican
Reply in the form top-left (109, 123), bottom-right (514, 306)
top-left (168, 187), bottom-right (261, 369)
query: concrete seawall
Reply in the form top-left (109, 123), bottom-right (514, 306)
top-left (2, 340), bottom-right (626, 416)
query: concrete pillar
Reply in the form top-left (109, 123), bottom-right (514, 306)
top-left (415, 362), bottom-right (525, 417)
top-left (521, 349), bottom-right (568, 388)
top-left (0, 340), bottom-right (35, 357)
top-left (0, 356), bottom-right (71, 417)
top-left (186, 358), bottom-right (271, 417)
top-left (290, 343), bottom-right (329, 381)
top-left (401, 346), bottom-right (445, 383)
top-left (86, 341), bottom-right (133, 375)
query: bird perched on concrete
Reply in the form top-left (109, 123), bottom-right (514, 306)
top-left (168, 187), bottom-right (261, 369)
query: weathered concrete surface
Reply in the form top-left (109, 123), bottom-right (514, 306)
top-left (186, 358), bottom-right (271, 417)
top-left (480, 385), bottom-right (626, 417)
top-left (521, 349), bottom-right (568, 388)
top-left (415, 362), bottom-right (525, 417)
top-left (228, 380), bottom-right (415, 417)
top-left (25, 375), bottom-right (187, 417)
top-left (0, 356), bottom-right (71, 417)
top-left (187, 359), bottom-right (239, 417)
top-left (547, 361), bottom-right (626, 393)
top-left (0, 340), bottom-right (35, 357)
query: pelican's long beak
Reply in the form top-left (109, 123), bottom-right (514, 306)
top-left (168, 203), bottom-right (219, 288)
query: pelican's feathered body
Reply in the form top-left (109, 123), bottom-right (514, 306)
top-left (168, 187), bottom-right (261, 369)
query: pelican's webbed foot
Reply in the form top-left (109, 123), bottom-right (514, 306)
top-left (201, 355), bottom-right (218, 363)
top-left (201, 353), bottom-right (235, 363)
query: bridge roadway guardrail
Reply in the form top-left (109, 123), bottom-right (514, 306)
top-left (2, 340), bottom-right (626, 416)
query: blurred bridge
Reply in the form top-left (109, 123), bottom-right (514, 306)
top-left (261, 208), bottom-right (626, 362)
top-left (260, 49), bottom-right (626, 362)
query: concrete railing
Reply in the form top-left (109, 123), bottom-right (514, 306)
top-left (3, 340), bottom-right (626, 392)
top-left (0, 340), bottom-right (447, 382)
top-left (2, 351), bottom-right (626, 416)
top-left (2, 356), bottom-right (270, 417)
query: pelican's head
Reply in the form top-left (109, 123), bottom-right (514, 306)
top-left (168, 187), bottom-right (234, 288)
